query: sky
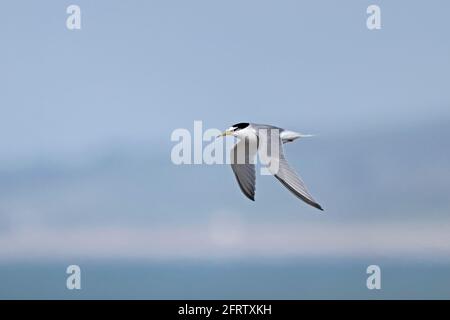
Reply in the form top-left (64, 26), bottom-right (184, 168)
top-left (1, 0), bottom-right (450, 159)
top-left (1, 0), bottom-right (450, 299)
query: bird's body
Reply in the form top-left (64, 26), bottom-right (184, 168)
top-left (219, 123), bottom-right (323, 211)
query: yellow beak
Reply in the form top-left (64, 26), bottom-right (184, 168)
top-left (217, 130), bottom-right (232, 138)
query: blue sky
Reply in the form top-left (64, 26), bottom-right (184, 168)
top-left (1, 1), bottom-right (450, 159)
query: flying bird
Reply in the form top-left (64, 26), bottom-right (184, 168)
top-left (218, 123), bottom-right (323, 211)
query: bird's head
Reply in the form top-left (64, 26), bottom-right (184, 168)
top-left (217, 122), bottom-right (250, 137)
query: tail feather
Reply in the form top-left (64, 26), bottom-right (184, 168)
top-left (281, 131), bottom-right (315, 143)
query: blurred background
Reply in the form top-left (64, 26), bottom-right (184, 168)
top-left (1, 0), bottom-right (450, 299)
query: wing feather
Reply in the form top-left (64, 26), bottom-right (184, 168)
top-left (230, 137), bottom-right (257, 201)
top-left (261, 129), bottom-right (323, 210)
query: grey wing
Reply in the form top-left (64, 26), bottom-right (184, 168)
top-left (230, 138), bottom-right (257, 201)
top-left (262, 130), bottom-right (323, 210)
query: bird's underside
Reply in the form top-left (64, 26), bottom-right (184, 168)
top-left (230, 125), bottom-right (323, 211)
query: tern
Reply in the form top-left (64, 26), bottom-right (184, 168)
top-left (218, 123), bottom-right (323, 211)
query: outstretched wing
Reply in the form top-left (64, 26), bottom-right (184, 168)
top-left (230, 137), bottom-right (258, 201)
top-left (261, 129), bottom-right (323, 210)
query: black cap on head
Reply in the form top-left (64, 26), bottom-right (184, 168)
top-left (232, 122), bottom-right (250, 130)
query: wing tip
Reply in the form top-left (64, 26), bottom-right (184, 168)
top-left (313, 203), bottom-right (324, 211)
